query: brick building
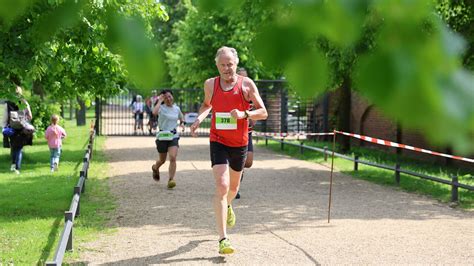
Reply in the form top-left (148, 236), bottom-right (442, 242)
top-left (314, 90), bottom-right (473, 170)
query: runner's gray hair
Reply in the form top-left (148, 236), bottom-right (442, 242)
top-left (215, 46), bottom-right (239, 65)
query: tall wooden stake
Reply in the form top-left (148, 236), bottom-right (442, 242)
top-left (328, 130), bottom-right (336, 223)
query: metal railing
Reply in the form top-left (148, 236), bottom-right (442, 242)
top-left (46, 128), bottom-right (95, 265)
top-left (256, 135), bottom-right (473, 202)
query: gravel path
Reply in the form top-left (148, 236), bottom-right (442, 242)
top-left (74, 136), bottom-right (473, 265)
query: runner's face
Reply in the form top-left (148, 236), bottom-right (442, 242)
top-left (163, 92), bottom-right (173, 106)
top-left (216, 53), bottom-right (237, 82)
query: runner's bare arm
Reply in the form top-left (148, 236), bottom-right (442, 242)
top-left (190, 79), bottom-right (213, 135)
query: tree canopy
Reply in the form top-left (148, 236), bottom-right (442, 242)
top-left (0, 0), bottom-right (168, 100)
top-left (165, 0), bottom-right (473, 153)
top-left (0, 0), bottom-right (472, 153)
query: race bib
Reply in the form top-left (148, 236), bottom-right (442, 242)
top-left (215, 112), bottom-right (237, 130)
top-left (157, 131), bottom-right (174, 141)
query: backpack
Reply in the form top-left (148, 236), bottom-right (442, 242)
top-left (9, 110), bottom-right (28, 129)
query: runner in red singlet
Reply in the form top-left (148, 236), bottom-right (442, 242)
top-left (190, 46), bottom-right (267, 254)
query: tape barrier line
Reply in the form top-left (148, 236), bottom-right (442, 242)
top-left (335, 131), bottom-right (474, 164)
top-left (253, 131), bottom-right (334, 137)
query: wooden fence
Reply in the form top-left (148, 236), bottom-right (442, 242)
top-left (45, 128), bottom-right (95, 265)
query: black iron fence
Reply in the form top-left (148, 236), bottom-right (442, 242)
top-left (46, 127), bottom-right (95, 265)
top-left (256, 135), bottom-right (474, 202)
top-left (95, 80), bottom-right (321, 137)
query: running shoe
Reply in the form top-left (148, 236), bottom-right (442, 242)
top-left (218, 238), bottom-right (235, 254)
top-left (152, 164), bottom-right (160, 181)
top-left (167, 179), bottom-right (176, 189)
top-left (227, 205), bottom-right (236, 228)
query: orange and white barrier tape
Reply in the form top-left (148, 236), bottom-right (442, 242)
top-left (335, 131), bottom-right (474, 164)
top-left (253, 131), bottom-right (334, 137)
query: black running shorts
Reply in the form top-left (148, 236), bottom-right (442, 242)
top-left (210, 141), bottom-right (247, 171)
top-left (156, 138), bottom-right (179, 153)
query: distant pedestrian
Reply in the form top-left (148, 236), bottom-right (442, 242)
top-left (45, 114), bottom-right (67, 172)
top-left (2, 86), bottom-right (33, 174)
top-left (132, 95), bottom-right (145, 135)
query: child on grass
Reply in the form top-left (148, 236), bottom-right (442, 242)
top-left (45, 115), bottom-right (67, 172)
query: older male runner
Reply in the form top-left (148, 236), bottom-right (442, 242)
top-left (191, 46), bottom-right (267, 254)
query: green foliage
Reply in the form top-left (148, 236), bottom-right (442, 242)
top-left (436, 0), bottom-right (473, 70)
top-left (27, 95), bottom-right (61, 135)
top-left (0, 120), bottom-right (114, 264)
top-left (194, 0), bottom-right (474, 153)
top-left (0, 0), bottom-right (168, 100)
top-left (165, 0), bottom-right (278, 88)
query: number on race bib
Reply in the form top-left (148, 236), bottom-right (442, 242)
top-left (215, 112), bottom-right (237, 130)
top-left (157, 131), bottom-right (174, 141)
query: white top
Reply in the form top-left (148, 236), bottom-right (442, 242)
top-left (158, 104), bottom-right (183, 138)
top-left (132, 102), bottom-right (144, 113)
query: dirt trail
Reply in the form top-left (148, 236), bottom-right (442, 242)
top-left (75, 136), bottom-right (473, 265)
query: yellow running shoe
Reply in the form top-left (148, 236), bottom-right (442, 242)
top-left (167, 179), bottom-right (176, 189)
top-left (219, 238), bottom-right (235, 254)
top-left (227, 205), bottom-right (236, 228)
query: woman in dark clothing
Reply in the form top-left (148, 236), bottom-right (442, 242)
top-left (2, 86), bottom-right (33, 174)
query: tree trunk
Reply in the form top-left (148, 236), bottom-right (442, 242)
top-left (337, 76), bottom-right (351, 152)
top-left (69, 100), bottom-right (73, 120)
top-left (76, 97), bottom-right (86, 126)
top-left (32, 80), bottom-right (45, 99)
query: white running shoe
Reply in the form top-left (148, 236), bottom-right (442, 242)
top-left (10, 164), bottom-right (16, 171)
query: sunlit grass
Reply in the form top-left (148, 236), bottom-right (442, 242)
top-left (0, 118), bottom-right (114, 264)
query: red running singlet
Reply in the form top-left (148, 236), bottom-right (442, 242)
top-left (210, 76), bottom-right (250, 147)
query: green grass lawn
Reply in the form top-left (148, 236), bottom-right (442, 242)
top-left (256, 137), bottom-right (474, 209)
top-left (0, 118), bottom-right (114, 264)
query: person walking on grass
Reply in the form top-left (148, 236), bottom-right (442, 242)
top-left (190, 46), bottom-right (267, 254)
top-left (45, 114), bottom-right (67, 172)
top-left (2, 85), bottom-right (33, 175)
top-left (151, 89), bottom-right (185, 189)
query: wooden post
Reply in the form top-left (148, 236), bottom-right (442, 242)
top-left (354, 155), bottom-right (359, 171)
top-left (451, 175), bottom-right (459, 202)
top-left (328, 131), bottom-right (336, 223)
top-left (395, 163), bottom-right (400, 185)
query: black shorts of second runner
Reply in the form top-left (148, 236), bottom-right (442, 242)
top-left (247, 132), bottom-right (253, 152)
top-left (210, 141), bottom-right (247, 171)
top-left (156, 138), bottom-right (179, 153)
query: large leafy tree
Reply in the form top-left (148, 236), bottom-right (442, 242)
top-left (436, 0), bottom-right (473, 70)
top-left (164, 0), bottom-right (278, 89)
top-left (190, 0), bottom-right (473, 153)
top-left (0, 0), bottom-right (168, 100)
